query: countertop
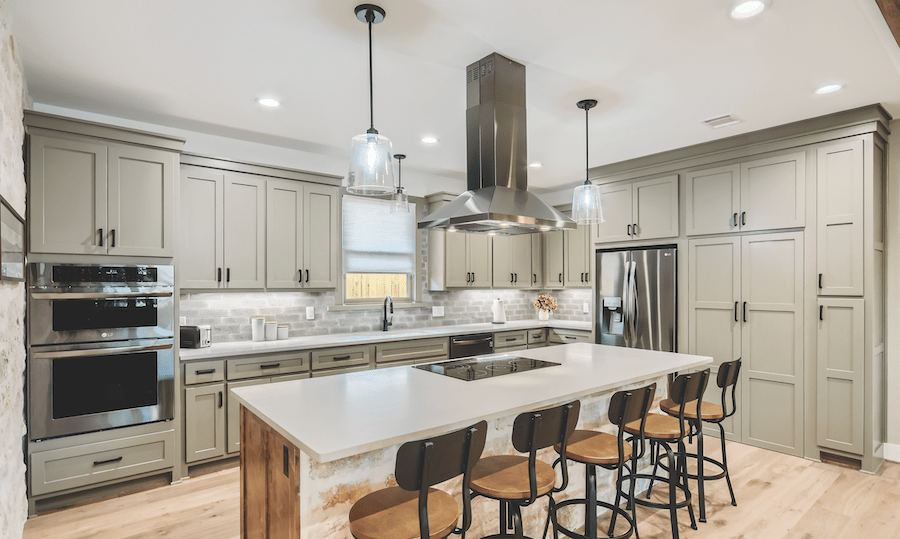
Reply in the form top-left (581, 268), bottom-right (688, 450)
top-left (231, 342), bottom-right (711, 463)
top-left (180, 319), bottom-right (592, 360)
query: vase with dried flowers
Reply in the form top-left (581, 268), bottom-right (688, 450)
top-left (533, 293), bottom-right (558, 321)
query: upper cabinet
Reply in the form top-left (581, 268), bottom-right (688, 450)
top-left (543, 230), bottom-right (565, 289)
top-left (445, 232), bottom-right (492, 288)
top-left (685, 150), bottom-right (805, 236)
top-left (564, 224), bottom-right (591, 288)
top-left (492, 234), bottom-right (534, 289)
top-left (593, 175), bottom-right (679, 244)
top-left (28, 121), bottom-right (181, 257)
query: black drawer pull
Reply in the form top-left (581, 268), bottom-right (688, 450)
top-left (565, 336), bottom-right (577, 340)
top-left (93, 456), bottom-right (123, 466)
top-left (195, 369), bottom-right (216, 375)
top-left (259, 363), bottom-right (281, 369)
top-left (333, 355), bottom-right (352, 361)
top-left (505, 337), bottom-right (517, 341)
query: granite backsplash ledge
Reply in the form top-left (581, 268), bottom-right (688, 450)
top-left (179, 288), bottom-right (591, 343)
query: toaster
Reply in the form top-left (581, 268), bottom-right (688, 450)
top-left (180, 325), bottom-right (211, 348)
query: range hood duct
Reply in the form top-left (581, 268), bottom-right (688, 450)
top-left (418, 53), bottom-right (576, 235)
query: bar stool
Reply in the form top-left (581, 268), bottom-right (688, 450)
top-left (546, 383), bottom-right (656, 539)
top-left (622, 369), bottom-right (709, 539)
top-left (469, 400), bottom-right (581, 539)
top-left (349, 420), bottom-right (488, 539)
top-left (657, 359), bottom-right (741, 522)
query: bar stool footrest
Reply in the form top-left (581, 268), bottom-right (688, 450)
top-left (655, 452), bottom-right (728, 482)
top-left (619, 472), bottom-right (692, 511)
top-left (554, 498), bottom-right (635, 539)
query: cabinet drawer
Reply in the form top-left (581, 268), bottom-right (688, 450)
top-left (527, 329), bottom-right (546, 345)
top-left (311, 345), bottom-right (372, 370)
top-left (376, 337), bottom-right (449, 364)
top-left (549, 329), bottom-right (592, 344)
top-left (494, 330), bottom-right (527, 349)
top-left (184, 360), bottom-right (225, 385)
top-left (311, 364), bottom-right (371, 378)
top-left (30, 428), bottom-right (174, 496)
top-left (227, 351), bottom-right (310, 381)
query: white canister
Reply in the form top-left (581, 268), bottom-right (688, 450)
top-left (265, 322), bottom-right (278, 341)
top-left (251, 317), bottom-right (266, 341)
top-left (277, 325), bottom-right (289, 340)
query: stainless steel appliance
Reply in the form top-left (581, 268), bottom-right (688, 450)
top-left (27, 263), bottom-right (175, 441)
top-left (595, 246), bottom-right (676, 352)
top-left (415, 355), bottom-right (560, 381)
top-left (449, 333), bottom-right (494, 359)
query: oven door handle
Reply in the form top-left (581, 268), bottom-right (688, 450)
top-left (31, 343), bottom-right (173, 359)
top-left (30, 291), bottom-right (174, 300)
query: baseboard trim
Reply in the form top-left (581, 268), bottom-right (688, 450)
top-left (885, 443), bottom-right (900, 463)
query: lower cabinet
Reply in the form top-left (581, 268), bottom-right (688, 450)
top-left (226, 373), bottom-right (309, 454)
top-left (527, 328), bottom-right (547, 348)
top-left (184, 383), bottom-right (226, 463)
top-left (817, 298), bottom-right (864, 455)
top-left (375, 338), bottom-right (449, 368)
top-left (548, 328), bottom-right (592, 345)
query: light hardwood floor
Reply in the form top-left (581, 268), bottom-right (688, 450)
top-left (23, 440), bottom-right (900, 539)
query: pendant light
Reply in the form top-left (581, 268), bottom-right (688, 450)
top-left (346, 4), bottom-right (395, 195)
top-left (390, 153), bottom-right (409, 213)
top-left (571, 99), bottom-right (605, 225)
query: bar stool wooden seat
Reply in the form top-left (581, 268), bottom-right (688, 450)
top-left (621, 369), bottom-right (710, 539)
top-left (657, 359), bottom-right (741, 522)
top-left (547, 383), bottom-right (656, 539)
top-left (470, 400), bottom-right (581, 539)
top-left (349, 420), bottom-right (488, 539)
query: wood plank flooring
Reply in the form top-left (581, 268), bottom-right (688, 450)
top-left (23, 440), bottom-right (900, 539)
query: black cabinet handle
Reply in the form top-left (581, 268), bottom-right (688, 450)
top-left (334, 355), bottom-right (352, 361)
top-left (633, 223), bottom-right (638, 235)
top-left (533, 273), bottom-right (537, 284)
top-left (93, 456), bottom-right (123, 466)
top-left (743, 302), bottom-right (747, 322)
top-left (195, 369), bottom-right (216, 375)
top-left (98, 228), bottom-right (104, 247)
top-left (820, 305), bottom-right (824, 321)
top-left (217, 268), bottom-right (222, 283)
top-left (565, 335), bottom-right (577, 340)
top-left (734, 301), bottom-right (739, 322)
top-left (260, 363), bottom-right (281, 369)
top-left (219, 391), bottom-right (223, 408)
top-left (226, 268), bottom-right (231, 282)
top-left (510, 273), bottom-right (514, 283)
top-left (818, 273), bottom-right (823, 289)
top-left (306, 269), bottom-right (309, 283)
top-left (110, 229), bottom-right (116, 247)
top-left (514, 273), bottom-right (518, 283)
top-left (741, 212), bottom-right (746, 226)
top-left (506, 337), bottom-right (516, 341)
top-left (299, 269), bottom-right (303, 283)
top-left (471, 272), bottom-right (475, 283)
top-left (733, 213), bottom-right (738, 227)
top-left (627, 224), bottom-right (632, 236)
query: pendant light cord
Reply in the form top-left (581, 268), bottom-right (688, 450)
top-left (584, 106), bottom-right (590, 185)
top-left (367, 10), bottom-right (377, 134)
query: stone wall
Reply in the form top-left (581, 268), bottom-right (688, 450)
top-left (0, 2), bottom-right (28, 537)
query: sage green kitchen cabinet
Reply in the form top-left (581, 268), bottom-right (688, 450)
top-left (178, 166), bottom-right (265, 289)
top-left (816, 140), bottom-right (864, 296)
top-left (684, 164), bottom-right (740, 237)
top-left (375, 338), bottom-right (449, 367)
top-left (593, 175), bottom-right (679, 243)
top-left (184, 383), bottom-right (226, 463)
top-left (548, 328), bottom-right (592, 345)
top-left (226, 373), bottom-right (309, 454)
top-left (445, 232), bottom-right (492, 287)
top-left (29, 133), bottom-right (177, 257)
top-left (564, 224), bottom-right (590, 288)
top-left (492, 235), bottom-right (533, 289)
top-left (530, 235), bottom-right (543, 288)
top-left (266, 179), bottom-right (339, 289)
top-left (543, 230), bottom-right (564, 288)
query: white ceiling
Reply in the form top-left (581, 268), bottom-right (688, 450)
top-left (4, 0), bottom-right (900, 193)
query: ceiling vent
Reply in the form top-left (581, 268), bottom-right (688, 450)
top-left (702, 114), bottom-right (742, 129)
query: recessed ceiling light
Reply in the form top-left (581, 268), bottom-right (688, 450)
top-left (528, 163), bottom-right (543, 168)
top-left (257, 97), bottom-right (280, 108)
top-left (731, 0), bottom-right (770, 19)
top-left (421, 136), bottom-right (438, 144)
top-left (815, 84), bottom-right (843, 95)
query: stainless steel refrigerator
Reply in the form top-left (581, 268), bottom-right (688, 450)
top-left (595, 246), bottom-right (676, 352)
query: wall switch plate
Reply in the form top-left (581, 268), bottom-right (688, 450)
top-left (583, 302), bottom-right (590, 314)
top-left (433, 306), bottom-right (444, 317)
top-left (179, 316), bottom-right (187, 325)
top-left (306, 306), bottom-right (315, 320)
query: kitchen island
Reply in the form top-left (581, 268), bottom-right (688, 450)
top-left (232, 342), bottom-right (711, 539)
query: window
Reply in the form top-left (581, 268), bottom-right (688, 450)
top-left (342, 195), bottom-right (416, 303)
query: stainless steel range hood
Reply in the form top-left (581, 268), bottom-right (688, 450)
top-left (418, 53), bottom-right (576, 235)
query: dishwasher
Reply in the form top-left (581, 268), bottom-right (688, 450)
top-left (449, 333), bottom-right (493, 358)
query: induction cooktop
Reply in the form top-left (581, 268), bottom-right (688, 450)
top-left (414, 355), bottom-right (561, 381)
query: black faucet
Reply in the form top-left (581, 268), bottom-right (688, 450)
top-left (383, 295), bottom-right (393, 331)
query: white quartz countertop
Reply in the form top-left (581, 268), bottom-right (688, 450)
top-left (231, 343), bottom-right (711, 463)
top-left (180, 319), bottom-right (591, 360)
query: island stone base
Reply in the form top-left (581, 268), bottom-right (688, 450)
top-left (241, 374), bottom-right (669, 539)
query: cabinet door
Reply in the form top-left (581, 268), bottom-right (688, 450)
top-left (179, 167), bottom-right (224, 288)
top-left (107, 145), bottom-right (176, 257)
top-left (633, 175), bottom-right (679, 240)
top-left (224, 174), bottom-right (266, 288)
top-left (492, 235), bottom-right (514, 288)
top-left (445, 232), bottom-right (470, 287)
top-left (29, 135), bottom-right (108, 255)
top-left (741, 232), bottom-right (804, 456)
top-left (510, 235), bottom-right (532, 289)
top-left (185, 383), bottom-right (226, 463)
top-left (740, 151), bottom-right (806, 232)
top-left (816, 298), bottom-right (864, 455)
top-left (685, 165), bottom-right (740, 236)
top-left (816, 140), bottom-right (864, 296)
top-left (688, 237), bottom-right (742, 440)
top-left (468, 234), bottom-right (493, 287)
top-left (544, 231), bottom-right (565, 288)
top-left (530, 234), bottom-right (543, 288)
top-left (593, 182), bottom-right (632, 243)
top-left (227, 379), bottom-right (270, 454)
top-left (303, 184), bottom-right (339, 288)
top-left (266, 179), bottom-right (303, 289)
top-left (564, 225), bottom-right (590, 288)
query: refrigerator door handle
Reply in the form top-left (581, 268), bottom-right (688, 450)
top-left (629, 260), bottom-right (639, 346)
top-left (621, 260), bottom-right (632, 346)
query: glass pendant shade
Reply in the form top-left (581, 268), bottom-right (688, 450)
top-left (572, 182), bottom-right (604, 225)
top-left (390, 187), bottom-right (409, 213)
top-left (347, 132), bottom-right (395, 195)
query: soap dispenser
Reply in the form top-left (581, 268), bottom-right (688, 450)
top-left (492, 298), bottom-right (507, 324)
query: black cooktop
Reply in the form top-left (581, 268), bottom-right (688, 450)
top-left (414, 355), bottom-right (561, 381)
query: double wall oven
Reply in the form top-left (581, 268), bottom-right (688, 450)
top-left (27, 263), bottom-right (175, 441)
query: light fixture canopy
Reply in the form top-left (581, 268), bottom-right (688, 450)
top-left (390, 154), bottom-right (409, 213)
top-left (815, 83), bottom-right (843, 95)
top-left (731, 0), bottom-right (771, 19)
top-left (571, 99), bottom-right (605, 225)
top-left (257, 97), bottom-right (280, 107)
top-left (346, 4), bottom-right (395, 195)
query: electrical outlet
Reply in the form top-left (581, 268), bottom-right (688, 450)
top-left (583, 302), bottom-right (590, 314)
top-left (179, 316), bottom-right (187, 325)
top-left (432, 306), bottom-right (445, 317)
top-left (306, 306), bottom-right (315, 320)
